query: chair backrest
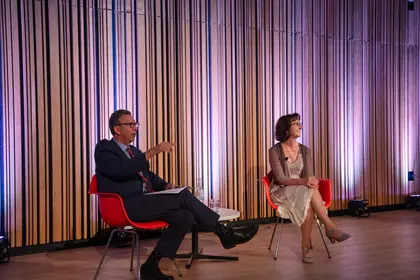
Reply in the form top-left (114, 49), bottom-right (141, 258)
top-left (260, 171), bottom-right (278, 210)
top-left (89, 174), bottom-right (131, 228)
top-left (318, 178), bottom-right (332, 209)
top-left (88, 174), bottom-right (98, 193)
top-left (260, 171), bottom-right (332, 209)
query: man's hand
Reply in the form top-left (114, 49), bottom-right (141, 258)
top-left (157, 142), bottom-right (176, 153)
top-left (145, 142), bottom-right (176, 160)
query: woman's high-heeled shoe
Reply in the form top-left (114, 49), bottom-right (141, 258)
top-left (326, 228), bottom-right (351, 243)
top-left (301, 247), bottom-right (314, 264)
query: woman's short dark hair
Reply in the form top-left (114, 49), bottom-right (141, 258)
top-left (109, 109), bottom-right (131, 135)
top-left (274, 113), bottom-right (301, 142)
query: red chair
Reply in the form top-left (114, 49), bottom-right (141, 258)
top-left (89, 175), bottom-right (182, 280)
top-left (260, 171), bottom-right (332, 259)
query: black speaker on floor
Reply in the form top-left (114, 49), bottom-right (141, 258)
top-left (348, 199), bottom-right (370, 217)
top-left (0, 236), bottom-right (10, 264)
top-left (407, 194), bottom-right (420, 211)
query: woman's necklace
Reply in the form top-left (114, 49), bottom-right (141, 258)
top-left (283, 143), bottom-right (299, 152)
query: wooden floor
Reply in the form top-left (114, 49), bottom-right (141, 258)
top-left (1, 210), bottom-right (420, 280)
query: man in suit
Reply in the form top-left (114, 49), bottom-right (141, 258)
top-left (94, 109), bottom-right (258, 280)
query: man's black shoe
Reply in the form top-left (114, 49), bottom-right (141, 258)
top-left (215, 224), bottom-right (259, 249)
top-left (140, 262), bottom-right (174, 280)
top-left (140, 250), bottom-right (174, 280)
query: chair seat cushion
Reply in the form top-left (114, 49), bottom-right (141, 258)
top-left (131, 220), bottom-right (169, 229)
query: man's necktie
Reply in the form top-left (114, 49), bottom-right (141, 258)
top-left (126, 147), bottom-right (154, 193)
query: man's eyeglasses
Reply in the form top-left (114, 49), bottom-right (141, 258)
top-left (116, 122), bottom-right (139, 128)
top-left (292, 122), bottom-right (303, 127)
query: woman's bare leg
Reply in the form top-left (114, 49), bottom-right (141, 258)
top-left (311, 189), bottom-right (351, 242)
top-left (300, 206), bottom-right (314, 262)
top-left (300, 206), bottom-right (313, 248)
top-left (310, 189), bottom-right (335, 231)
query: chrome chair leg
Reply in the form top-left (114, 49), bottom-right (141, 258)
top-left (268, 216), bottom-right (279, 250)
top-left (93, 228), bottom-right (119, 280)
top-left (135, 232), bottom-right (141, 280)
top-left (129, 232), bottom-right (136, 271)
top-left (274, 218), bottom-right (284, 260)
top-left (173, 258), bottom-right (182, 277)
top-left (316, 217), bottom-right (331, 258)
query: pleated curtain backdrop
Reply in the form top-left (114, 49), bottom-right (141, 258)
top-left (1, 0), bottom-right (419, 248)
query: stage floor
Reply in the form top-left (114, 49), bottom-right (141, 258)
top-left (1, 210), bottom-right (420, 280)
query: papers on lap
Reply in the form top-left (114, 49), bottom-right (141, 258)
top-left (145, 186), bottom-right (189, 195)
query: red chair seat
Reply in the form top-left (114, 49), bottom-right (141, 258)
top-left (88, 174), bottom-right (181, 280)
top-left (89, 174), bottom-right (170, 230)
top-left (259, 170), bottom-right (333, 260)
top-left (131, 220), bottom-right (169, 229)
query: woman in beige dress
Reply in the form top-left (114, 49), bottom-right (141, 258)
top-left (269, 113), bottom-right (351, 263)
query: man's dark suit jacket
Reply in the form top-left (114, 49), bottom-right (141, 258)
top-left (94, 139), bottom-right (169, 219)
